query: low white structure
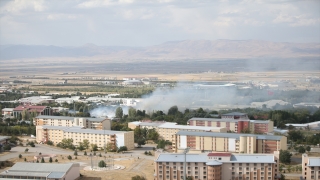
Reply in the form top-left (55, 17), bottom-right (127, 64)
top-left (293, 102), bottom-right (320, 108)
top-left (55, 96), bottom-right (80, 104)
top-left (19, 96), bottom-right (54, 105)
top-left (0, 162), bottom-right (80, 180)
top-left (286, 121), bottom-right (320, 130)
top-left (251, 100), bottom-right (290, 109)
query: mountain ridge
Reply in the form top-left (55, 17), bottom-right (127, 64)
top-left (1, 40), bottom-right (319, 60)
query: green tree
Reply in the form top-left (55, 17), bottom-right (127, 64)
top-left (49, 157), bottom-right (53, 163)
top-left (115, 107), bottom-right (123, 118)
top-left (47, 140), bottom-right (54, 146)
top-left (168, 106), bottom-right (179, 115)
top-left (128, 107), bottom-right (137, 117)
top-left (298, 146), bottom-right (306, 153)
top-left (98, 160), bottom-right (106, 167)
top-left (67, 155), bottom-right (72, 160)
top-left (306, 146), bottom-right (311, 152)
top-left (41, 157), bottom-right (45, 163)
top-left (280, 150), bottom-right (292, 164)
top-left (55, 159), bottom-right (58, 162)
top-left (118, 146), bottom-right (128, 153)
top-left (24, 148), bottom-right (29, 153)
top-left (91, 144), bottom-right (98, 151)
top-left (131, 175), bottom-right (146, 180)
top-left (19, 154), bottom-right (22, 158)
top-left (147, 129), bottom-right (159, 141)
top-left (4, 144), bottom-right (11, 151)
top-left (82, 139), bottom-right (90, 150)
top-left (84, 151), bottom-right (87, 156)
top-left (74, 150), bottom-right (78, 156)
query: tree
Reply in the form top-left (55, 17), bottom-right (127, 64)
top-left (41, 157), bottom-right (45, 163)
top-left (4, 144), bottom-right (11, 151)
top-left (78, 142), bottom-right (85, 151)
top-left (55, 159), bottom-right (58, 162)
top-left (131, 175), bottom-right (146, 180)
top-left (279, 174), bottom-right (285, 180)
top-left (19, 154), bottom-right (22, 158)
top-left (49, 157), bottom-right (53, 163)
top-left (298, 146), bottom-right (306, 153)
top-left (98, 160), bottom-right (106, 167)
top-left (24, 158), bottom-right (27, 162)
top-left (306, 146), bottom-right (311, 152)
top-left (47, 140), bottom-right (54, 146)
top-left (147, 129), bottom-right (159, 141)
top-left (115, 107), bottom-right (123, 119)
top-left (118, 146), bottom-right (128, 153)
top-left (24, 148), bottom-right (29, 153)
top-left (168, 106), bottom-right (178, 115)
top-left (84, 151), bottom-right (87, 156)
top-left (280, 150), bottom-right (292, 164)
top-left (67, 155), bottom-right (72, 160)
top-left (91, 144), bottom-right (98, 152)
top-left (74, 150), bottom-right (78, 156)
top-left (128, 108), bottom-right (137, 117)
top-left (82, 139), bottom-right (90, 150)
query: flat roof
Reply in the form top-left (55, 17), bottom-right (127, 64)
top-left (0, 163), bottom-right (78, 177)
top-left (189, 117), bottom-right (241, 123)
top-left (222, 112), bottom-right (247, 116)
top-left (308, 158), bottom-right (320, 167)
top-left (42, 125), bottom-right (131, 135)
top-left (176, 131), bottom-right (284, 140)
top-left (36, 115), bottom-right (108, 122)
top-left (159, 124), bottom-right (223, 131)
top-left (156, 154), bottom-right (208, 163)
top-left (230, 154), bottom-right (275, 163)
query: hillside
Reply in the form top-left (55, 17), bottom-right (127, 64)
top-left (0, 40), bottom-right (319, 60)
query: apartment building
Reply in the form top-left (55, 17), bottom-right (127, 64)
top-left (36, 125), bottom-right (134, 150)
top-left (173, 131), bottom-right (287, 154)
top-left (34, 115), bottom-right (111, 130)
top-left (154, 151), bottom-right (280, 180)
top-left (0, 162), bottom-right (80, 180)
top-left (302, 154), bottom-right (320, 180)
top-left (188, 118), bottom-right (273, 134)
top-left (128, 121), bottom-right (226, 141)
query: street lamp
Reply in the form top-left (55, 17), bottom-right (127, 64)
top-left (183, 147), bottom-right (190, 180)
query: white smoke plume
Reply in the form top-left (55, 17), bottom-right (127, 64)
top-left (90, 105), bottom-right (129, 118)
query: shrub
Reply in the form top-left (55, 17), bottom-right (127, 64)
top-left (74, 150), bottom-right (78, 156)
top-left (19, 154), bottom-right (22, 159)
top-left (67, 155), bottom-right (72, 160)
top-left (24, 148), bottom-right (29, 153)
top-left (41, 157), bottom-right (45, 163)
top-left (55, 159), bottom-right (58, 162)
top-left (49, 157), bottom-right (53, 163)
top-left (24, 158), bottom-right (27, 162)
top-left (84, 151), bottom-right (87, 156)
top-left (98, 160), bottom-right (106, 167)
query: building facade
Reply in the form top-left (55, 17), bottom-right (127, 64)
top-left (34, 115), bottom-right (111, 130)
top-left (302, 154), bottom-right (320, 180)
top-left (128, 121), bottom-right (226, 141)
top-left (13, 105), bottom-right (52, 118)
top-left (188, 118), bottom-right (273, 134)
top-left (173, 131), bottom-right (287, 154)
top-left (36, 125), bottom-right (134, 150)
top-left (154, 151), bottom-right (280, 180)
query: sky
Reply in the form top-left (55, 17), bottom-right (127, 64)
top-left (0, 0), bottom-right (319, 47)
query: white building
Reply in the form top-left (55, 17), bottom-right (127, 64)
top-left (0, 162), bottom-right (80, 180)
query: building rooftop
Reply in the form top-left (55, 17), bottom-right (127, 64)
top-left (156, 154), bottom-right (208, 163)
top-left (208, 153), bottom-right (231, 157)
top-left (0, 163), bottom-right (78, 177)
top-left (308, 158), bottom-right (320, 167)
top-left (188, 117), bottom-right (242, 122)
top-left (36, 115), bottom-right (108, 122)
top-left (14, 105), bottom-right (48, 112)
top-left (1, 108), bottom-right (14, 111)
top-left (159, 124), bottom-right (224, 131)
top-left (230, 154), bottom-right (275, 163)
top-left (222, 112), bottom-right (247, 116)
top-left (176, 131), bottom-right (284, 141)
top-left (249, 120), bottom-right (270, 124)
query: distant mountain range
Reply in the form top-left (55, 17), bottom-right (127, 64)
top-left (1, 40), bottom-right (319, 60)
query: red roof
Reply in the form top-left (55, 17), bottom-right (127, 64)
top-left (207, 152), bottom-right (232, 157)
top-left (13, 105), bottom-right (48, 112)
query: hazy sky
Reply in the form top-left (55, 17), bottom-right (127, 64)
top-left (0, 0), bottom-right (319, 46)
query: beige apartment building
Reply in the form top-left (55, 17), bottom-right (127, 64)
top-left (154, 151), bottom-right (280, 180)
top-left (34, 115), bottom-right (111, 130)
top-left (36, 125), bottom-right (134, 150)
top-left (173, 131), bottom-right (287, 154)
top-left (128, 121), bottom-right (226, 141)
top-left (188, 118), bottom-right (274, 134)
top-left (302, 154), bottom-right (320, 180)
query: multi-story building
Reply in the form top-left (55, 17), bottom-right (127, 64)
top-left (173, 131), bottom-right (287, 154)
top-left (36, 125), bottom-right (134, 150)
top-left (188, 116), bottom-right (273, 134)
top-left (128, 121), bottom-right (227, 141)
top-left (154, 151), bottom-right (280, 180)
top-left (34, 115), bottom-right (111, 130)
top-left (13, 105), bottom-right (52, 118)
top-left (0, 162), bottom-right (80, 180)
top-left (302, 153), bottom-right (320, 180)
